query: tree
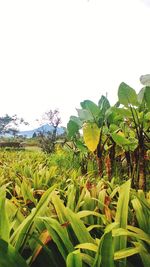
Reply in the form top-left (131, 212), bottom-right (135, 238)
top-left (0, 114), bottom-right (28, 137)
top-left (38, 109), bottom-right (62, 153)
top-left (32, 132), bottom-right (37, 138)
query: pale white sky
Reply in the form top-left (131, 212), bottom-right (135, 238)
top-left (0, 0), bottom-right (150, 130)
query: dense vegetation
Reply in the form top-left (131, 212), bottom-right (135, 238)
top-left (0, 79), bottom-right (149, 267)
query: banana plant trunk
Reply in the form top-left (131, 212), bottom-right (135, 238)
top-left (138, 147), bottom-right (146, 190)
top-left (97, 143), bottom-right (103, 177)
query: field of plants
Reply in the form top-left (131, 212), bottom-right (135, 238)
top-left (0, 81), bottom-right (150, 267)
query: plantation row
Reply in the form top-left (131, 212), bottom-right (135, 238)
top-left (67, 82), bottom-right (150, 190)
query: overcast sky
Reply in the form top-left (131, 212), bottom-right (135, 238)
top-left (0, 0), bottom-right (150, 130)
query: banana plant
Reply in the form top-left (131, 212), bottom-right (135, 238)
top-left (67, 96), bottom-right (111, 177)
top-left (116, 81), bottom-right (150, 189)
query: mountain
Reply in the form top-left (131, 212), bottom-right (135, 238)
top-left (18, 124), bottom-right (65, 138)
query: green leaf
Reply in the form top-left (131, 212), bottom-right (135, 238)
top-left (43, 217), bottom-right (74, 260)
top-left (80, 100), bottom-right (100, 119)
top-left (76, 109), bottom-right (93, 122)
top-left (111, 132), bottom-right (130, 146)
top-left (67, 250), bottom-right (82, 267)
top-left (98, 95), bottom-right (110, 114)
top-left (69, 116), bottom-right (82, 127)
top-left (145, 112), bottom-right (150, 121)
top-left (138, 87), bottom-right (146, 104)
top-left (114, 180), bottom-right (131, 267)
top-left (75, 243), bottom-right (97, 252)
top-left (67, 120), bottom-right (79, 139)
top-left (75, 140), bottom-right (87, 152)
top-left (83, 123), bottom-right (100, 152)
top-left (11, 185), bottom-right (56, 251)
top-left (134, 241), bottom-right (150, 267)
top-left (65, 208), bottom-right (94, 245)
top-left (118, 82), bottom-right (138, 107)
top-left (93, 231), bottom-right (115, 267)
top-left (131, 197), bottom-right (150, 234)
top-left (0, 187), bottom-right (9, 242)
top-left (0, 239), bottom-right (28, 267)
top-left (144, 86), bottom-right (150, 110)
top-left (114, 246), bottom-right (141, 260)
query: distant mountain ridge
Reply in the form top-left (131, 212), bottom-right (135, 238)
top-left (19, 124), bottom-right (65, 138)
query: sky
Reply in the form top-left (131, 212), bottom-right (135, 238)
top-left (0, 0), bottom-right (150, 130)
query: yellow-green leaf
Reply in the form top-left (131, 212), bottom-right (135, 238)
top-left (83, 123), bottom-right (100, 152)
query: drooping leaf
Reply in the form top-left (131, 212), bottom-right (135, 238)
top-left (114, 246), bottom-right (141, 260)
top-left (83, 123), bottom-right (100, 152)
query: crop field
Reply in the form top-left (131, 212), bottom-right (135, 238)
top-left (0, 82), bottom-right (149, 267)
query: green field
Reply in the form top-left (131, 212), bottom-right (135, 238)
top-left (0, 148), bottom-right (149, 267)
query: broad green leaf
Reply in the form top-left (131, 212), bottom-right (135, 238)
top-left (67, 250), bottom-right (82, 267)
top-left (0, 187), bottom-right (9, 242)
top-left (0, 239), bottom-right (28, 267)
top-left (111, 107), bottom-right (132, 117)
top-left (75, 140), bottom-right (87, 152)
top-left (118, 82), bottom-right (138, 107)
top-left (83, 123), bottom-right (100, 152)
top-left (76, 109), bottom-right (93, 121)
top-left (144, 86), bottom-right (150, 110)
top-left (80, 100), bottom-right (100, 119)
top-left (67, 120), bottom-right (79, 139)
top-left (70, 116), bottom-right (82, 127)
top-left (111, 132), bottom-right (130, 146)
